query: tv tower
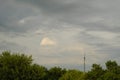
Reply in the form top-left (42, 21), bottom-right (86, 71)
top-left (83, 51), bottom-right (86, 73)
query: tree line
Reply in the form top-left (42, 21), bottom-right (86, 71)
top-left (0, 51), bottom-right (120, 80)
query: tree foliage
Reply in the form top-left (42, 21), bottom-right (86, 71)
top-left (86, 61), bottom-right (120, 80)
top-left (59, 69), bottom-right (85, 80)
top-left (48, 67), bottom-right (66, 80)
top-left (0, 51), bottom-right (47, 80)
top-left (0, 51), bottom-right (120, 80)
top-left (86, 64), bottom-right (104, 80)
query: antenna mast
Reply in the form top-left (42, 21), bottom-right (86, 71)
top-left (84, 51), bottom-right (86, 73)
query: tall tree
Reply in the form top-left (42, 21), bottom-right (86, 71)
top-left (86, 64), bottom-right (104, 80)
top-left (106, 60), bottom-right (118, 73)
top-left (101, 60), bottom-right (120, 80)
top-left (0, 51), bottom-right (47, 80)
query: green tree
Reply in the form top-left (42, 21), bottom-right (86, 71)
top-left (29, 64), bottom-right (48, 80)
top-left (0, 51), bottom-right (47, 80)
top-left (86, 64), bottom-right (104, 80)
top-left (101, 72), bottom-right (117, 80)
top-left (106, 60), bottom-right (118, 73)
top-left (48, 67), bottom-right (66, 80)
top-left (100, 60), bottom-right (120, 80)
top-left (59, 69), bottom-right (84, 80)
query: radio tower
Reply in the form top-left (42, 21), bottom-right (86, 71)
top-left (84, 51), bottom-right (86, 73)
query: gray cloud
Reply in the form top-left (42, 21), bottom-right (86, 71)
top-left (1, 0), bottom-right (120, 33)
top-left (0, 0), bottom-right (40, 34)
top-left (16, 0), bottom-right (78, 13)
top-left (0, 40), bottom-right (27, 53)
top-left (0, 0), bottom-right (120, 70)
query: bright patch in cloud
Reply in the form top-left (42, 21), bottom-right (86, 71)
top-left (19, 19), bottom-right (25, 24)
top-left (40, 37), bottom-right (56, 46)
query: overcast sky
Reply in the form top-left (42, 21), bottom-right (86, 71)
top-left (0, 0), bottom-right (120, 70)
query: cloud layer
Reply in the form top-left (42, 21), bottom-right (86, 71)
top-left (0, 0), bottom-right (120, 70)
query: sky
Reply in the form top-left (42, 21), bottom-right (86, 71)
top-left (0, 0), bottom-right (120, 71)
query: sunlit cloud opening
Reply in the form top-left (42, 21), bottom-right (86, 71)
top-left (40, 37), bottom-right (56, 46)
